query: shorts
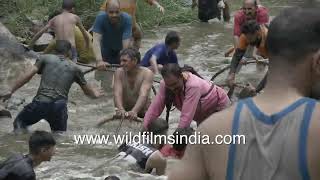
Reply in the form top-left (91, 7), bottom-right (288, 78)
top-left (13, 100), bottom-right (68, 132)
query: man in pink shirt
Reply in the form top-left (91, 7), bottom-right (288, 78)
top-left (143, 64), bottom-right (230, 129)
top-left (233, 0), bottom-right (269, 47)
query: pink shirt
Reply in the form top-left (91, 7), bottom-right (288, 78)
top-left (143, 73), bottom-right (230, 129)
top-left (233, 6), bottom-right (269, 36)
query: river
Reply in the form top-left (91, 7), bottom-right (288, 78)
top-left (0, 0), bottom-right (314, 179)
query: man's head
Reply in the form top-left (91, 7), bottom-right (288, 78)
top-left (165, 31), bottom-right (180, 50)
top-left (29, 131), bottom-right (56, 162)
top-left (267, 8), bottom-right (320, 99)
top-left (241, 20), bottom-right (261, 46)
top-left (172, 127), bottom-right (194, 152)
top-left (242, 0), bottom-right (258, 20)
top-left (55, 40), bottom-right (72, 56)
top-left (105, 0), bottom-right (121, 24)
top-left (147, 118), bottom-right (169, 149)
top-left (119, 48), bottom-right (141, 71)
top-left (104, 176), bottom-right (120, 180)
top-left (62, 0), bottom-right (75, 12)
top-left (161, 64), bottom-right (184, 95)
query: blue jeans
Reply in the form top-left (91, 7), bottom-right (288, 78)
top-left (13, 100), bottom-right (68, 132)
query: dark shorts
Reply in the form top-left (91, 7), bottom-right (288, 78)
top-left (13, 100), bottom-right (68, 132)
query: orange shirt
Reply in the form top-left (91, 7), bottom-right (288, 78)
top-left (238, 26), bottom-right (268, 58)
top-left (100, 0), bottom-right (154, 24)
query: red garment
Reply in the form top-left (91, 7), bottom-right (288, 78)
top-left (160, 144), bottom-right (184, 159)
top-left (233, 6), bottom-right (269, 36)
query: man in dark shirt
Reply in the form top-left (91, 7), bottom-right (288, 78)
top-left (0, 40), bottom-right (103, 134)
top-left (140, 31), bottom-right (180, 74)
top-left (0, 131), bottom-right (56, 180)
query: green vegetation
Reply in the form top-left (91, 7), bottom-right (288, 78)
top-left (0, 0), bottom-right (197, 39)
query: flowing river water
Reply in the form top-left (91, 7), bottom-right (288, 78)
top-left (0, 0), bottom-right (316, 179)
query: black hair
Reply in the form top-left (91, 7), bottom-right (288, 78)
top-left (105, 176), bottom-right (120, 180)
top-left (165, 31), bottom-right (180, 46)
top-left (119, 47), bottom-right (141, 64)
top-left (55, 40), bottom-right (71, 55)
top-left (29, 131), bottom-right (56, 155)
top-left (62, 0), bottom-right (75, 10)
top-left (148, 118), bottom-right (169, 135)
top-left (241, 20), bottom-right (260, 35)
top-left (161, 63), bottom-right (182, 79)
top-left (267, 8), bottom-right (320, 62)
top-left (172, 127), bottom-right (194, 151)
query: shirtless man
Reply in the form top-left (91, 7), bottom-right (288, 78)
top-left (100, 0), bottom-right (164, 49)
top-left (29, 0), bottom-right (89, 62)
top-left (168, 8), bottom-right (320, 180)
top-left (114, 48), bottom-right (154, 120)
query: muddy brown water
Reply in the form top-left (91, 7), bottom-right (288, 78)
top-left (0, 0), bottom-right (313, 179)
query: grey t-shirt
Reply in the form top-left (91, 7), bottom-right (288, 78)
top-left (33, 54), bottom-right (87, 102)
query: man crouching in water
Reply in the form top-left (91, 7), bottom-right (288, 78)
top-left (114, 118), bottom-right (168, 175)
top-left (113, 48), bottom-right (154, 120)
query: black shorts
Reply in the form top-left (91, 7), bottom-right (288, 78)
top-left (13, 100), bottom-right (68, 132)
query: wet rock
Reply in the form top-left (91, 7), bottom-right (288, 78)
top-left (0, 105), bottom-right (11, 118)
top-left (0, 23), bottom-right (33, 101)
top-left (33, 33), bottom-right (53, 52)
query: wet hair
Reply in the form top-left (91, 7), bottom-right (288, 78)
top-left (55, 40), bottom-right (71, 55)
top-left (148, 118), bottom-right (169, 135)
top-left (165, 31), bottom-right (180, 46)
top-left (62, 0), bottom-right (75, 10)
top-left (267, 8), bottom-right (320, 62)
top-left (119, 47), bottom-right (141, 63)
top-left (172, 127), bottom-right (194, 151)
top-left (29, 131), bottom-right (56, 155)
top-left (104, 176), bottom-right (120, 180)
top-left (161, 63), bottom-right (182, 79)
top-left (241, 20), bottom-right (260, 35)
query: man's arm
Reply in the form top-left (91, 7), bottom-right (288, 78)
top-left (29, 24), bottom-right (51, 48)
top-left (1, 66), bottom-right (38, 100)
top-left (122, 15), bottom-right (132, 49)
top-left (131, 70), bottom-right (154, 115)
top-left (149, 55), bottom-right (160, 74)
top-left (143, 81), bottom-right (166, 129)
top-left (75, 16), bottom-right (90, 49)
top-left (147, 0), bottom-right (165, 13)
top-left (92, 32), bottom-right (108, 70)
top-left (145, 151), bottom-right (166, 175)
top-left (233, 36), bottom-right (239, 48)
top-left (113, 69), bottom-right (125, 110)
top-left (178, 86), bottom-right (202, 128)
top-left (12, 66), bottom-right (38, 93)
top-left (80, 84), bottom-right (103, 98)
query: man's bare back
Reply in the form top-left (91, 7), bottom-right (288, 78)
top-left (49, 12), bottom-right (79, 47)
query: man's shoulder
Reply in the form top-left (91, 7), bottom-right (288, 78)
top-left (234, 9), bottom-right (245, 20)
top-left (257, 6), bottom-right (269, 16)
top-left (120, 12), bottom-right (132, 20)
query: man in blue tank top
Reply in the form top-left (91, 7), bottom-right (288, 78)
top-left (168, 8), bottom-right (320, 180)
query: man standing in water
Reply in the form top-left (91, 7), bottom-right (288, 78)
top-left (100, 0), bottom-right (164, 49)
top-left (92, 0), bottom-right (132, 92)
top-left (0, 41), bottom-right (103, 134)
top-left (29, 0), bottom-right (89, 62)
top-left (0, 131), bottom-right (56, 180)
top-left (168, 8), bottom-right (320, 180)
top-left (113, 48), bottom-right (154, 120)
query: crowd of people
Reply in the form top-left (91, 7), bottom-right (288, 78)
top-left (1, 0), bottom-right (319, 179)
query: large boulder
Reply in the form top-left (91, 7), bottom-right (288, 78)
top-left (0, 22), bottom-right (33, 116)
